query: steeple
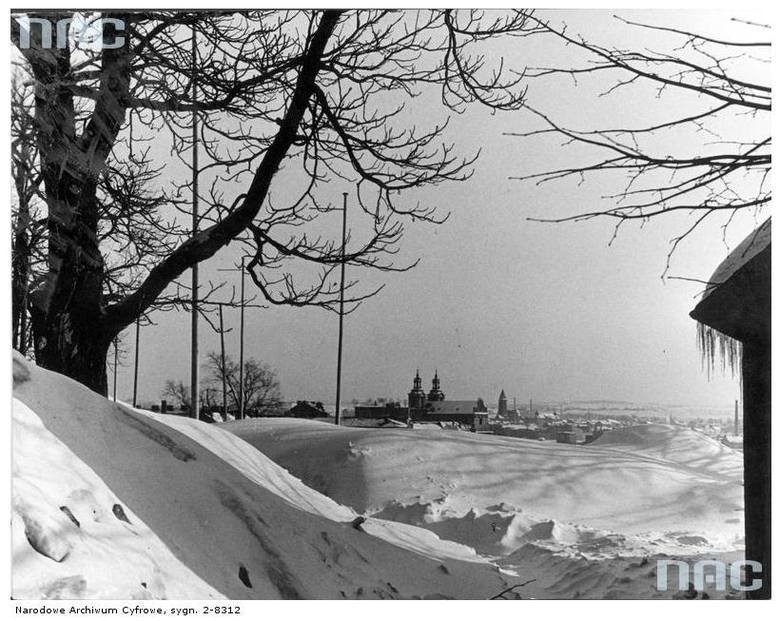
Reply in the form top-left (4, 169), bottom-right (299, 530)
top-left (498, 389), bottom-right (508, 417)
top-left (427, 369), bottom-right (445, 401)
top-left (408, 369), bottom-right (426, 412)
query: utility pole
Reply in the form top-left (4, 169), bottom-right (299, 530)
top-left (189, 26), bottom-right (200, 420)
top-left (132, 318), bottom-right (140, 407)
top-left (239, 257), bottom-right (246, 420)
top-left (112, 338), bottom-right (118, 401)
top-left (216, 258), bottom-right (249, 420)
top-left (219, 304), bottom-right (227, 419)
top-left (334, 192), bottom-right (348, 425)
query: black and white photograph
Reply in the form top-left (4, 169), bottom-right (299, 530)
top-left (6, 3), bottom-right (773, 607)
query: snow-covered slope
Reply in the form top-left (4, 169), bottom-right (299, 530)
top-left (224, 417), bottom-right (746, 598)
top-left (590, 424), bottom-right (742, 479)
top-left (225, 418), bottom-right (743, 542)
top-left (12, 353), bottom-right (511, 600)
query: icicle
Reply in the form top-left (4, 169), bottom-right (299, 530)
top-left (697, 322), bottom-right (741, 379)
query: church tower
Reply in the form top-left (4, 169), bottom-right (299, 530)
top-left (498, 389), bottom-right (508, 417)
top-left (427, 370), bottom-right (445, 401)
top-left (408, 369), bottom-right (427, 415)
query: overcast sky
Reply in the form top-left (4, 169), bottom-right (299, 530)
top-left (113, 9), bottom-right (769, 409)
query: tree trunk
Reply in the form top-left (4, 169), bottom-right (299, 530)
top-left (28, 177), bottom-right (112, 396)
top-left (18, 17), bottom-right (130, 397)
top-left (13, 12), bottom-right (339, 397)
top-left (32, 308), bottom-right (112, 395)
top-left (11, 215), bottom-right (31, 355)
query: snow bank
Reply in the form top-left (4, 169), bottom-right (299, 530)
top-left (224, 417), bottom-right (746, 598)
top-left (226, 418), bottom-right (744, 541)
top-left (12, 353), bottom-right (511, 600)
top-left (591, 424), bottom-right (743, 480)
top-left (12, 398), bottom-right (220, 599)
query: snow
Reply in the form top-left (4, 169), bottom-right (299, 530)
top-left (12, 399), bottom-right (218, 599)
top-left (11, 349), bottom-right (747, 599)
top-left (225, 418), bottom-right (746, 598)
top-left (12, 353), bottom-right (511, 600)
top-left (589, 424), bottom-right (743, 481)
top-left (225, 419), bottom-right (743, 539)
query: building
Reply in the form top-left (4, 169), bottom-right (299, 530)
top-left (689, 218), bottom-right (770, 599)
top-left (494, 390), bottom-right (522, 423)
top-left (498, 390), bottom-right (507, 417)
top-left (408, 371), bottom-right (488, 431)
top-left (427, 370), bottom-right (445, 401)
top-left (354, 370), bottom-right (489, 431)
top-left (353, 401), bottom-right (406, 420)
top-left (285, 400), bottom-right (330, 418)
top-left (555, 428), bottom-right (586, 444)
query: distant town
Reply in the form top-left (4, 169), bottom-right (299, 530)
top-left (147, 368), bottom-right (744, 450)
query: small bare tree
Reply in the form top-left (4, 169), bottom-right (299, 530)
top-left (206, 352), bottom-right (282, 417)
top-left (162, 379), bottom-right (191, 409)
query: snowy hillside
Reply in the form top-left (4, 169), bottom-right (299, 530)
top-left (12, 353), bottom-right (512, 600)
top-left (226, 418), bottom-right (746, 598)
top-left (11, 349), bottom-right (747, 600)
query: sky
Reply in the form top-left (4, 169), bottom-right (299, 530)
top-left (105, 9), bottom-right (770, 410)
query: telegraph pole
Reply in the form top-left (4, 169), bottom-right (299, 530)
top-left (190, 26), bottom-right (200, 420)
top-left (238, 257), bottom-right (246, 420)
top-left (216, 258), bottom-right (249, 420)
top-left (219, 304), bottom-right (227, 419)
top-left (132, 318), bottom-right (140, 407)
top-left (112, 338), bottom-right (118, 401)
top-left (334, 192), bottom-right (348, 425)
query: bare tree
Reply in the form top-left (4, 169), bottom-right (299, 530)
top-left (510, 15), bottom-right (770, 273)
top-left (206, 352), bottom-right (282, 417)
top-left (161, 376), bottom-right (226, 415)
top-left (10, 9), bottom-right (541, 394)
top-left (162, 379), bottom-right (190, 408)
top-left (11, 65), bottom-right (45, 356)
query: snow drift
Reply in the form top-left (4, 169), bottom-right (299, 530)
top-left (12, 353), bottom-right (511, 600)
top-left (225, 418), bottom-right (743, 542)
top-left (225, 417), bottom-right (746, 598)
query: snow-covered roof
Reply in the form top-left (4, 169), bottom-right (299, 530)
top-left (428, 400), bottom-right (482, 414)
top-left (691, 218), bottom-right (770, 342)
top-left (703, 218), bottom-right (770, 301)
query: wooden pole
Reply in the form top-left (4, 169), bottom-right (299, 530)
top-left (335, 192), bottom-right (348, 425)
top-left (219, 304), bottom-right (227, 419)
top-left (112, 338), bottom-right (118, 401)
top-left (189, 26), bottom-right (200, 420)
top-left (239, 257), bottom-right (246, 420)
top-left (132, 318), bottom-right (140, 407)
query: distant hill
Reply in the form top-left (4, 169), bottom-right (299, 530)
top-left (524, 400), bottom-right (733, 421)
